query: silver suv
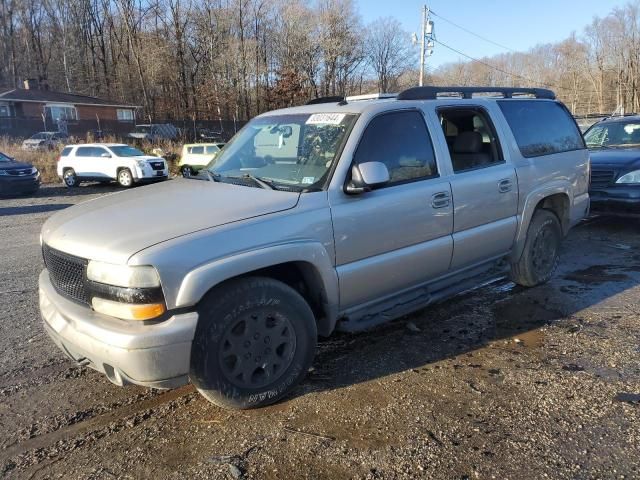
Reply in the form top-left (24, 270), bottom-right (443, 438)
top-left (40, 87), bottom-right (590, 409)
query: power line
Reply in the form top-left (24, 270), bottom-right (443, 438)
top-left (432, 38), bottom-right (582, 92)
top-left (430, 10), bottom-right (517, 53)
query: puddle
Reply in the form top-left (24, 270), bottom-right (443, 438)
top-left (614, 392), bottom-right (640, 404)
top-left (493, 297), bottom-right (562, 346)
top-left (563, 265), bottom-right (630, 285)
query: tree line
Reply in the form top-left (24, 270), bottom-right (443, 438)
top-left (1, 0), bottom-right (639, 120)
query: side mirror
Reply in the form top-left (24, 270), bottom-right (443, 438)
top-left (345, 161), bottom-right (390, 194)
top-left (101, 152), bottom-right (111, 158)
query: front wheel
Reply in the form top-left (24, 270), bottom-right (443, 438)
top-left (510, 209), bottom-right (562, 287)
top-left (117, 168), bottom-right (134, 188)
top-left (190, 277), bottom-right (317, 409)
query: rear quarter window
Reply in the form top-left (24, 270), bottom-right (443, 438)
top-left (61, 147), bottom-right (73, 157)
top-left (498, 100), bottom-right (585, 158)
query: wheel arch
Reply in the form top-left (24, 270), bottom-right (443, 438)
top-left (176, 243), bottom-right (340, 336)
top-left (512, 184), bottom-right (572, 261)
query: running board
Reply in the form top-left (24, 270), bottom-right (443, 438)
top-left (336, 260), bottom-right (509, 332)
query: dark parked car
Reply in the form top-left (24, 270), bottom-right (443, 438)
top-left (584, 116), bottom-right (640, 215)
top-left (0, 151), bottom-right (40, 196)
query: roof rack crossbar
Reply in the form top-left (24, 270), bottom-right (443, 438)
top-left (305, 96), bottom-right (345, 105)
top-left (397, 86), bottom-right (556, 101)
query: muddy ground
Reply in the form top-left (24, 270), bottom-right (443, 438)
top-left (0, 184), bottom-right (639, 479)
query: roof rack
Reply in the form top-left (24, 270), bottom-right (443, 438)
top-left (305, 96), bottom-right (344, 105)
top-left (397, 86), bottom-right (556, 101)
top-left (345, 93), bottom-right (397, 102)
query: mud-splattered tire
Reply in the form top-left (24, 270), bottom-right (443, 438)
top-left (190, 277), bottom-right (317, 409)
top-left (510, 209), bottom-right (562, 287)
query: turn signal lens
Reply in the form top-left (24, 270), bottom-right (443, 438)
top-left (92, 297), bottom-right (165, 321)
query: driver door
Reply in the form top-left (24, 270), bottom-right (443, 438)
top-left (329, 110), bottom-right (454, 311)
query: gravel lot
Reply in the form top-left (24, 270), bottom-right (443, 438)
top-left (1, 184), bottom-right (639, 479)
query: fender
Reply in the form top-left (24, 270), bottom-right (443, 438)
top-left (175, 241), bottom-right (340, 335)
top-left (512, 181), bottom-right (572, 261)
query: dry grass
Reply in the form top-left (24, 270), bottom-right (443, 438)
top-left (0, 135), bottom-right (183, 184)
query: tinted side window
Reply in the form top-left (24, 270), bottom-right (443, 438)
top-left (75, 146), bottom-right (94, 157)
top-left (61, 147), bottom-right (73, 157)
top-left (354, 111), bottom-right (437, 185)
top-left (205, 145), bottom-right (218, 154)
top-left (498, 100), bottom-right (584, 157)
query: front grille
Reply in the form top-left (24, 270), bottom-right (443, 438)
top-left (7, 169), bottom-right (31, 176)
top-left (43, 245), bottom-right (89, 305)
top-left (590, 169), bottom-right (615, 190)
top-left (149, 161), bottom-right (164, 171)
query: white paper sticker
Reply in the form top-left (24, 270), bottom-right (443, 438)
top-left (305, 113), bottom-right (346, 125)
top-left (301, 176), bottom-right (315, 184)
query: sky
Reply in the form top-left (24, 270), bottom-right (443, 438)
top-left (356, 0), bottom-right (628, 69)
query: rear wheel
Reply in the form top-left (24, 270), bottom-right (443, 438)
top-left (63, 169), bottom-right (78, 188)
top-left (117, 168), bottom-right (134, 188)
top-left (190, 277), bottom-right (317, 409)
top-left (510, 209), bottom-right (562, 287)
top-left (181, 165), bottom-right (193, 177)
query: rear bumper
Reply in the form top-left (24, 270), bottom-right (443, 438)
top-left (39, 270), bottom-right (198, 389)
top-left (589, 187), bottom-right (640, 214)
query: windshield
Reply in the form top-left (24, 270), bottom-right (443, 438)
top-left (30, 133), bottom-right (51, 140)
top-left (207, 113), bottom-right (356, 190)
top-left (109, 146), bottom-right (146, 157)
top-left (134, 126), bottom-right (151, 133)
top-left (584, 121), bottom-right (640, 148)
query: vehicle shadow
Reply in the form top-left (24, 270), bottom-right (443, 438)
top-left (0, 203), bottom-right (74, 216)
top-left (293, 215), bottom-right (640, 400)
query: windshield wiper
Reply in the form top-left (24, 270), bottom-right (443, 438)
top-left (226, 173), bottom-right (276, 190)
top-left (205, 170), bottom-right (220, 182)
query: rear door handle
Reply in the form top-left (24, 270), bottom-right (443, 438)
top-left (498, 179), bottom-right (513, 193)
top-left (431, 191), bottom-right (450, 209)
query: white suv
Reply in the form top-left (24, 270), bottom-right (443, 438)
top-left (57, 143), bottom-right (168, 188)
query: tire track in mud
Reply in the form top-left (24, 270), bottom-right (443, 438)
top-left (0, 385), bottom-right (196, 475)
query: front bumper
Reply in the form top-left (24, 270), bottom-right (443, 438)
top-left (134, 164), bottom-right (168, 182)
top-left (0, 175), bottom-right (40, 195)
top-left (39, 270), bottom-right (198, 389)
top-left (589, 186), bottom-right (640, 215)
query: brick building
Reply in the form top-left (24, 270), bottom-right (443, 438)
top-left (0, 79), bottom-right (139, 138)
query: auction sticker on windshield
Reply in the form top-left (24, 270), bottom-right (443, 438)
top-left (305, 113), bottom-right (346, 125)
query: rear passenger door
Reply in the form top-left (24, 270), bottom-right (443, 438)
top-left (330, 110), bottom-right (453, 310)
top-left (72, 146), bottom-right (96, 178)
top-left (436, 106), bottom-right (518, 270)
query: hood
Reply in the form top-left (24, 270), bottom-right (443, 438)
top-left (589, 149), bottom-right (640, 168)
top-left (42, 179), bottom-right (300, 264)
top-left (0, 158), bottom-right (34, 170)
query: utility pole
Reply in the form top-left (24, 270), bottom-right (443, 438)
top-left (417, 5), bottom-right (435, 87)
top-left (419, 6), bottom-right (427, 86)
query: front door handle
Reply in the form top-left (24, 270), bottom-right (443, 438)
top-left (498, 179), bottom-right (513, 193)
top-left (431, 191), bottom-right (450, 209)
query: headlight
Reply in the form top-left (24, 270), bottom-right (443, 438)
top-left (616, 170), bottom-right (640, 184)
top-left (91, 297), bottom-right (165, 321)
top-left (87, 261), bottom-right (160, 288)
top-left (136, 159), bottom-right (147, 167)
top-left (31, 167), bottom-right (39, 175)
top-left (0, 169), bottom-right (7, 176)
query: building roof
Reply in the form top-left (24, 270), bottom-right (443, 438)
top-left (0, 88), bottom-right (139, 108)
